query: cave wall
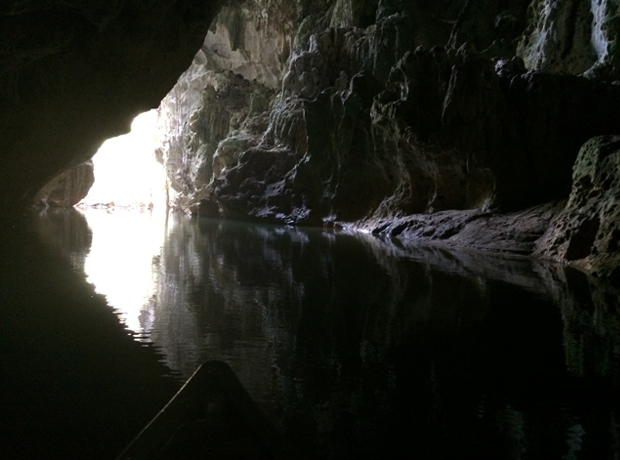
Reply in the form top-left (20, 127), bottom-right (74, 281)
top-left (33, 160), bottom-right (94, 208)
top-left (518, 0), bottom-right (620, 80)
top-left (536, 136), bottom-right (620, 277)
top-left (0, 0), bottom-right (226, 216)
top-left (152, 0), bottom-right (620, 278)
top-left (156, 0), bottom-right (620, 215)
top-left (154, 0), bottom-right (306, 212)
top-left (2, 0), bottom-right (620, 277)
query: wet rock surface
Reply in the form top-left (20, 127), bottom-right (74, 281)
top-left (361, 201), bottom-right (565, 256)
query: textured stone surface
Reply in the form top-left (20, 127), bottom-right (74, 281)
top-left (33, 160), bottom-right (95, 208)
top-left (156, 67), bottom-right (273, 212)
top-left (518, 0), bottom-right (620, 81)
top-left (147, 0), bottom-right (620, 278)
top-left (156, 0), bottom-right (467, 215)
top-left (202, 0), bottom-right (303, 89)
top-left (4, 0), bottom-right (620, 277)
top-left (361, 202), bottom-right (564, 256)
top-left (154, 0), bottom-right (292, 213)
top-left (536, 136), bottom-right (620, 279)
top-left (210, 39), bottom-right (620, 223)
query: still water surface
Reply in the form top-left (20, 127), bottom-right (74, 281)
top-left (33, 207), bottom-right (620, 459)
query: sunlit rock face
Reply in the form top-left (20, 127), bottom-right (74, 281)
top-left (154, 0), bottom-right (305, 213)
top-left (0, 0), bottom-right (225, 216)
top-left (155, 66), bottom-right (275, 213)
top-left (518, 0), bottom-right (620, 81)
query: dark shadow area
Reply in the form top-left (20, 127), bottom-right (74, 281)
top-left (0, 210), bottom-right (179, 459)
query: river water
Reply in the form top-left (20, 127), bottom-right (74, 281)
top-left (10, 207), bottom-right (620, 459)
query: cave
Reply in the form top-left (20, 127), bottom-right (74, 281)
top-left (1, 1), bottom-right (620, 459)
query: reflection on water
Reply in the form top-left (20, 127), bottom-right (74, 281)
top-left (3, 209), bottom-right (179, 460)
top-left (82, 208), bottom-right (167, 335)
top-left (35, 208), bottom-right (620, 459)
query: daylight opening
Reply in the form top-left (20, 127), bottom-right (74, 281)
top-left (79, 110), bottom-right (167, 208)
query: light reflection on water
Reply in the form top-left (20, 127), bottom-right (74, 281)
top-left (34, 207), bottom-right (620, 460)
top-left (80, 208), bottom-right (167, 336)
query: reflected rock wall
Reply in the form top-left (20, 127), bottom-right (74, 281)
top-left (32, 207), bottom-right (620, 458)
top-left (141, 214), bottom-right (620, 458)
top-left (2, 209), bottom-right (180, 459)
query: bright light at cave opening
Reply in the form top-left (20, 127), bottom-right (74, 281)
top-left (80, 110), bottom-right (166, 207)
top-left (78, 110), bottom-right (168, 339)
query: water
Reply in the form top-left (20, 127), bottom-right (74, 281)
top-left (5, 207), bottom-right (620, 459)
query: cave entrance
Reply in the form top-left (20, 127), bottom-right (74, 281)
top-left (79, 110), bottom-right (167, 208)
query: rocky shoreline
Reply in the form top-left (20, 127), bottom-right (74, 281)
top-left (4, 0), bottom-right (620, 280)
top-left (151, 1), bottom-right (620, 280)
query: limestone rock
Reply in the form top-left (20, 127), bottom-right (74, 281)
top-left (518, 0), bottom-right (620, 81)
top-left (156, 0), bottom-right (473, 219)
top-left (536, 136), bottom-right (620, 279)
top-left (202, 0), bottom-right (302, 89)
top-left (156, 67), bottom-right (274, 213)
top-left (448, 0), bottom-right (531, 57)
top-left (154, 0), bottom-right (289, 213)
top-left (210, 35), bottom-right (620, 225)
top-left (33, 160), bottom-right (95, 208)
top-left (362, 202), bottom-right (564, 256)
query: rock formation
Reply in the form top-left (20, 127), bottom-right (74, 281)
top-left (152, 0), bottom-right (620, 280)
top-left (2, 0), bottom-right (620, 280)
top-left (154, 0), bottom-right (298, 213)
top-left (0, 0), bottom-right (226, 216)
top-left (536, 136), bottom-right (620, 278)
top-left (33, 160), bottom-right (95, 208)
top-left (518, 0), bottom-right (620, 80)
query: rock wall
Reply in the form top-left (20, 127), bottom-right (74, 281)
top-left (33, 160), bottom-right (95, 208)
top-left (4, 0), bottom-right (620, 279)
top-left (154, 0), bottom-right (306, 212)
top-left (536, 136), bottom-right (620, 278)
top-left (154, 0), bottom-right (620, 280)
top-left (0, 0), bottom-right (225, 217)
top-left (518, 0), bottom-right (620, 81)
